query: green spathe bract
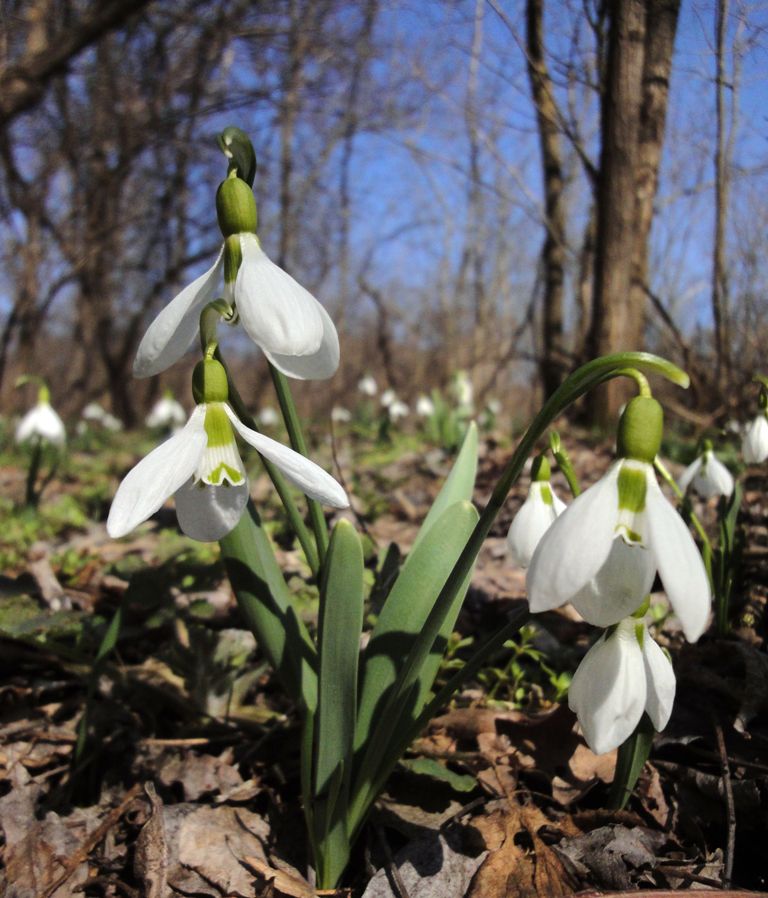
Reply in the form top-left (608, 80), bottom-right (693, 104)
top-left (216, 175), bottom-right (258, 237)
top-left (616, 396), bottom-right (663, 463)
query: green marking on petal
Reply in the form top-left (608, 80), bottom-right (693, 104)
top-left (223, 233), bottom-right (243, 284)
top-left (539, 483), bottom-right (554, 506)
top-left (206, 462), bottom-right (244, 485)
top-left (632, 596), bottom-right (651, 618)
top-left (635, 622), bottom-right (645, 648)
top-left (617, 464), bottom-right (647, 514)
top-left (204, 403), bottom-right (235, 448)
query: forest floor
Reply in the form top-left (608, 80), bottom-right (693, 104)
top-left (1, 422), bottom-right (767, 897)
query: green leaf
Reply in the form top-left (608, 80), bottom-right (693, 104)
top-left (608, 713), bottom-right (655, 810)
top-left (314, 520), bottom-right (364, 797)
top-left (355, 501), bottom-right (478, 756)
top-left (399, 757), bottom-right (477, 793)
top-left (220, 500), bottom-right (317, 712)
top-left (412, 422), bottom-right (478, 553)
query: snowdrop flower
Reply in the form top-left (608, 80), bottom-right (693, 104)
top-left (146, 392), bottom-right (187, 430)
top-left (16, 386), bottom-right (66, 447)
top-left (82, 402), bottom-right (107, 423)
top-left (388, 399), bottom-right (409, 421)
top-left (108, 359), bottom-right (348, 542)
top-left (743, 413), bottom-right (768, 464)
top-left (507, 456), bottom-right (566, 568)
top-left (133, 175), bottom-right (339, 381)
top-left (677, 441), bottom-right (733, 499)
top-left (452, 370), bottom-right (474, 412)
top-left (102, 413), bottom-right (123, 432)
top-left (331, 406), bottom-right (352, 423)
top-left (568, 617), bottom-right (675, 755)
top-left (380, 388), bottom-right (397, 408)
top-left (416, 395), bottom-right (435, 417)
top-left (358, 375), bottom-right (377, 397)
top-left (258, 406), bottom-right (279, 427)
top-left (527, 396), bottom-right (711, 642)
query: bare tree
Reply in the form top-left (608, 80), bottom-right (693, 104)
top-left (526, 0), bottom-right (566, 397)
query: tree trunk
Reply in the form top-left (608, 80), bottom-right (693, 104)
top-left (712, 0), bottom-right (731, 386)
top-left (629, 0), bottom-right (680, 366)
top-left (588, 0), bottom-right (647, 427)
top-left (526, 0), bottom-right (566, 397)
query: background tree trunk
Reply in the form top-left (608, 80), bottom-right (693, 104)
top-left (526, 0), bottom-right (566, 398)
top-left (588, 0), bottom-right (647, 427)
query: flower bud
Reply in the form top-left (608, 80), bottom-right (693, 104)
top-left (616, 396), bottom-right (663, 463)
top-left (216, 176), bottom-right (257, 237)
top-left (192, 358), bottom-right (229, 404)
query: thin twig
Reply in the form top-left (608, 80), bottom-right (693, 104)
top-left (712, 716), bottom-right (736, 886)
top-left (38, 783), bottom-right (143, 898)
top-left (375, 825), bottom-right (412, 898)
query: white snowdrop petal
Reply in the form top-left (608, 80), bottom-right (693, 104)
top-left (134, 250), bottom-right (224, 378)
top-left (224, 405), bottom-right (349, 508)
top-left (644, 474), bottom-right (711, 642)
top-left (568, 623), bottom-right (647, 755)
top-left (742, 415), bottom-right (768, 464)
top-left (174, 479), bottom-right (249, 541)
top-left (570, 536), bottom-right (656, 627)
top-left (526, 463), bottom-right (622, 613)
top-left (16, 404), bottom-right (66, 446)
top-left (698, 453), bottom-right (734, 498)
top-left (506, 484), bottom-right (558, 569)
top-left (676, 456), bottom-right (701, 495)
top-left (107, 409), bottom-right (206, 538)
top-left (235, 235), bottom-right (325, 359)
top-left (642, 631), bottom-right (676, 731)
top-left (262, 299), bottom-right (340, 380)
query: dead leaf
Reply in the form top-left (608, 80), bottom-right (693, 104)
top-left (467, 799), bottom-right (574, 898)
top-left (134, 783), bottom-right (168, 898)
top-left (242, 856), bottom-right (316, 898)
top-left (362, 830), bottom-right (487, 898)
top-left (555, 825), bottom-right (666, 890)
top-left (157, 748), bottom-right (245, 801)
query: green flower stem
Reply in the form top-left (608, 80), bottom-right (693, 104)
top-left (25, 436), bottom-right (43, 507)
top-left (215, 350), bottom-right (320, 577)
top-left (608, 714), bottom-right (655, 809)
top-left (348, 353), bottom-right (688, 834)
top-left (549, 433), bottom-right (581, 498)
top-left (269, 363), bottom-right (329, 564)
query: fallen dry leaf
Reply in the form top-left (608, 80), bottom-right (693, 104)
top-left (467, 798), bottom-right (575, 898)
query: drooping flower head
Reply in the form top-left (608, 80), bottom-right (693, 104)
top-left (358, 375), bottom-right (377, 397)
top-left (507, 454), bottom-right (566, 569)
top-left (388, 399), bottom-right (409, 422)
top-left (743, 391), bottom-right (768, 464)
top-left (527, 396), bottom-right (711, 642)
top-left (568, 615), bottom-right (675, 755)
top-left (108, 358), bottom-right (348, 542)
top-left (452, 370), bottom-right (474, 413)
top-left (416, 394), bottom-right (435, 418)
top-left (15, 384), bottom-right (66, 448)
top-left (146, 390), bottom-right (187, 430)
top-left (133, 173), bottom-right (339, 381)
top-left (331, 406), bottom-right (352, 423)
top-left (677, 440), bottom-right (734, 499)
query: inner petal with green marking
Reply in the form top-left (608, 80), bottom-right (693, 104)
top-left (615, 459), bottom-right (648, 546)
top-left (198, 403), bottom-right (246, 486)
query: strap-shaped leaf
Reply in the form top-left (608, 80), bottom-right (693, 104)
top-left (220, 500), bottom-right (317, 712)
top-left (314, 520), bottom-right (364, 797)
top-left (354, 500), bottom-right (479, 756)
top-left (412, 422), bottom-right (478, 552)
